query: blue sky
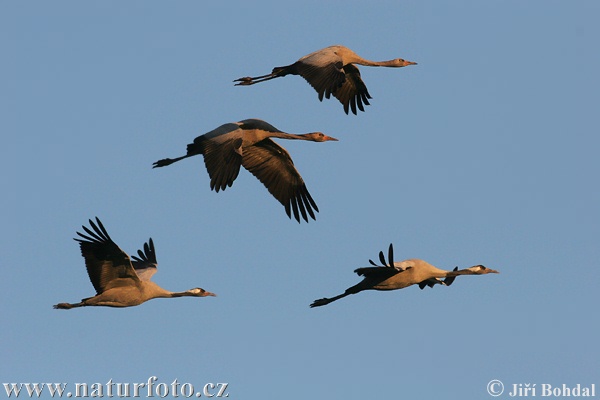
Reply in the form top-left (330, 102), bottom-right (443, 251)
top-left (2, 1), bottom-right (599, 399)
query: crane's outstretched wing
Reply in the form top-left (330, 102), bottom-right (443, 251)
top-left (187, 123), bottom-right (244, 192)
top-left (74, 217), bottom-right (139, 294)
top-left (442, 267), bottom-right (459, 286)
top-left (354, 266), bottom-right (401, 281)
top-left (241, 138), bottom-right (318, 223)
top-left (355, 244), bottom-right (407, 280)
top-left (295, 59), bottom-right (347, 105)
top-left (131, 238), bottom-right (158, 281)
top-left (331, 64), bottom-right (372, 115)
top-left (418, 267), bottom-right (459, 289)
top-left (418, 278), bottom-right (444, 289)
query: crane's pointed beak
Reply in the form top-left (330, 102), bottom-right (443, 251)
top-left (405, 61), bottom-right (417, 66)
top-left (325, 135), bottom-right (339, 141)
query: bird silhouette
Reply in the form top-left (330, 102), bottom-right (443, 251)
top-left (310, 244), bottom-right (498, 307)
top-left (54, 217), bottom-right (215, 309)
top-left (234, 45), bottom-right (416, 114)
top-left (153, 119), bottom-right (338, 223)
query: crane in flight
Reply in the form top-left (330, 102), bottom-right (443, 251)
top-left (234, 45), bottom-right (416, 115)
top-left (310, 244), bottom-right (498, 307)
top-left (54, 217), bottom-right (215, 309)
top-left (153, 119), bottom-right (338, 223)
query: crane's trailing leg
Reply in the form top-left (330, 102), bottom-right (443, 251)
top-left (310, 284), bottom-right (362, 308)
top-left (233, 65), bottom-right (293, 86)
top-left (54, 301), bottom-right (84, 309)
top-left (152, 155), bottom-right (191, 168)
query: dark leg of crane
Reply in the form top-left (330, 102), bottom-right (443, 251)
top-left (233, 64), bottom-right (295, 86)
top-left (233, 73), bottom-right (280, 86)
top-left (152, 155), bottom-right (191, 168)
top-left (53, 301), bottom-right (84, 309)
top-left (310, 284), bottom-right (363, 308)
top-left (310, 293), bottom-right (350, 307)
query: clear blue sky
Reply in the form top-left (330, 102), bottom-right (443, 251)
top-left (2, 1), bottom-right (599, 399)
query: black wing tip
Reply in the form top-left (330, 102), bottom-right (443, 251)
top-left (286, 195), bottom-right (318, 223)
top-left (132, 237), bottom-right (157, 264)
top-left (75, 216), bottom-right (111, 244)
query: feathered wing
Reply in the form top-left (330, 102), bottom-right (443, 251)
top-left (418, 278), bottom-right (445, 289)
top-left (74, 218), bottom-right (140, 294)
top-left (237, 119), bottom-right (281, 132)
top-left (332, 64), bottom-right (372, 115)
top-left (130, 238), bottom-right (158, 281)
top-left (294, 55), bottom-right (347, 103)
top-left (187, 124), bottom-right (244, 192)
top-left (241, 139), bottom-right (318, 223)
top-left (354, 266), bottom-right (403, 281)
top-left (354, 243), bottom-right (404, 281)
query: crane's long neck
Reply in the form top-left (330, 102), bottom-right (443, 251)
top-left (266, 131), bottom-right (317, 141)
top-left (355, 58), bottom-right (398, 67)
top-left (167, 290), bottom-right (197, 298)
top-left (445, 268), bottom-right (479, 277)
top-left (166, 288), bottom-right (216, 298)
top-left (351, 56), bottom-right (400, 67)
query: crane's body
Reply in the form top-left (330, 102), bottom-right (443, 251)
top-left (153, 119), bottom-right (338, 223)
top-left (358, 259), bottom-right (454, 291)
top-left (234, 45), bottom-right (416, 114)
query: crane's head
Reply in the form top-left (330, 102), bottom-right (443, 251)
top-left (305, 132), bottom-right (339, 142)
top-left (393, 58), bottom-right (417, 67)
top-left (461, 265), bottom-right (500, 275)
top-left (188, 288), bottom-right (217, 297)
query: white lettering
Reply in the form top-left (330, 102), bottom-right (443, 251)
top-left (106, 379), bottom-right (114, 397)
top-left (204, 383), bottom-right (215, 398)
top-left (76, 383), bottom-right (88, 397)
top-left (170, 379), bottom-right (180, 398)
top-left (117, 383), bottom-right (130, 397)
top-left (156, 383), bottom-right (169, 398)
top-left (180, 383), bottom-right (194, 398)
top-left (147, 376), bottom-right (157, 397)
top-left (3, 383), bottom-right (22, 397)
top-left (216, 383), bottom-right (229, 397)
top-left (90, 382), bottom-right (103, 397)
top-left (46, 383), bottom-right (67, 397)
top-left (133, 382), bottom-right (145, 397)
